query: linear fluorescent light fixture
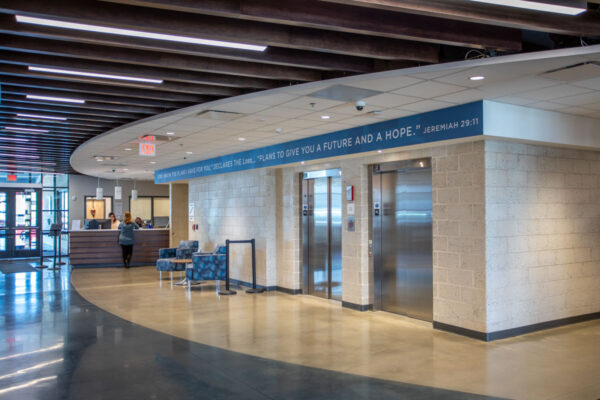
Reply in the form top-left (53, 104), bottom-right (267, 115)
top-left (26, 94), bottom-right (85, 104)
top-left (0, 153), bottom-right (39, 159)
top-left (16, 15), bottom-right (267, 51)
top-left (16, 113), bottom-right (67, 121)
top-left (0, 145), bottom-right (38, 152)
top-left (28, 66), bottom-right (163, 84)
top-left (0, 160), bottom-right (56, 165)
top-left (0, 136), bottom-right (29, 142)
top-left (469, 0), bottom-right (587, 15)
top-left (4, 126), bottom-right (49, 133)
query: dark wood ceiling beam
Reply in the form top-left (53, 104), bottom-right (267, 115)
top-left (0, 107), bottom-right (128, 126)
top-left (2, 94), bottom-right (162, 115)
top-left (0, 50), bottom-right (283, 89)
top-left (0, 117), bottom-right (104, 133)
top-left (0, 64), bottom-right (246, 97)
top-left (102, 0), bottom-right (521, 51)
top-left (0, 15), bottom-right (375, 73)
top-left (0, 0), bottom-right (440, 61)
top-left (0, 102), bottom-right (145, 120)
top-left (0, 75), bottom-right (212, 103)
top-left (0, 34), bottom-right (323, 81)
top-left (318, 0), bottom-right (600, 38)
top-left (1, 85), bottom-right (187, 111)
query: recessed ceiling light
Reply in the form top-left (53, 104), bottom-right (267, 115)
top-left (16, 15), bottom-right (268, 51)
top-left (258, 118), bottom-right (266, 122)
top-left (238, 137), bottom-right (246, 141)
top-left (4, 126), bottom-right (49, 133)
top-left (0, 136), bottom-right (29, 142)
top-left (301, 161), bottom-right (305, 165)
top-left (16, 113), bottom-right (67, 121)
top-left (377, 150), bottom-right (383, 153)
top-left (150, 161), bottom-right (156, 164)
top-left (124, 148), bottom-right (132, 151)
top-left (26, 94), bottom-right (85, 104)
top-left (28, 66), bottom-right (163, 84)
top-left (186, 151), bottom-right (193, 154)
top-left (0, 153), bottom-right (39, 159)
top-left (469, 76), bottom-right (485, 81)
top-left (275, 128), bottom-right (283, 134)
top-left (321, 115), bottom-right (331, 119)
top-left (166, 132), bottom-right (174, 136)
top-left (123, 168), bottom-right (129, 171)
top-left (469, 0), bottom-right (586, 15)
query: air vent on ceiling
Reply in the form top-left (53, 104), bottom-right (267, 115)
top-left (138, 134), bottom-right (178, 142)
top-left (539, 62), bottom-right (600, 82)
top-left (196, 109), bottom-right (244, 120)
top-left (308, 85), bottom-right (381, 102)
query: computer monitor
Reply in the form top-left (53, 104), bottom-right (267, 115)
top-left (154, 216), bottom-right (169, 228)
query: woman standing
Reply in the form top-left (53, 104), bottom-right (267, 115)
top-left (118, 211), bottom-right (138, 268)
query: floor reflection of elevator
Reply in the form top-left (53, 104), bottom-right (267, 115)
top-left (373, 159), bottom-right (433, 321)
top-left (302, 169), bottom-right (342, 301)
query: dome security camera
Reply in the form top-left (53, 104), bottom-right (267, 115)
top-left (355, 100), bottom-right (366, 111)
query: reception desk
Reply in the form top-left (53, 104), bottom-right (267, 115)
top-left (69, 229), bottom-right (169, 267)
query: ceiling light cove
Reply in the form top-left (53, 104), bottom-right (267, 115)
top-left (16, 15), bottom-right (267, 51)
top-left (26, 94), bottom-right (85, 104)
top-left (469, 0), bottom-right (586, 15)
top-left (4, 126), bottom-right (49, 133)
top-left (16, 113), bottom-right (67, 121)
top-left (28, 66), bottom-right (163, 84)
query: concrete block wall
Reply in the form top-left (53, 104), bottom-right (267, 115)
top-left (485, 140), bottom-right (600, 332)
top-left (188, 168), bottom-right (277, 287)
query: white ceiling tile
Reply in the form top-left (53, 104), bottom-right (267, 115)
top-left (559, 107), bottom-right (596, 116)
top-left (255, 107), bottom-right (313, 118)
top-left (400, 100), bottom-right (454, 112)
top-left (552, 91), bottom-right (600, 106)
top-left (297, 111), bottom-right (351, 123)
top-left (210, 101), bottom-right (271, 114)
top-left (520, 84), bottom-right (591, 101)
top-left (345, 76), bottom-right (423, 92)
top-left (393, 81), bottom-right (466, 98)
top-left (493, 96), bottom-right (538, 106)
top-left (572, 76), bottom-right (600, 90)
top-left (434, 89), bottom-right (486, 104)
top-left (529, 101), bottom-right (567, 111)
top-left (362, 93), bottom-right (422, 107)
top-left (245, 93), bottom-right (299, 106)
top-left (280, 96), bottom-right (346, 110)
top-left (480, 77), bottom-right (556, 97)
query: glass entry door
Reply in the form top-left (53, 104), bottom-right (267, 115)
top-left (0, 188), bottom-right (41, 259)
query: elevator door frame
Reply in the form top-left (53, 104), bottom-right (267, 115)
top-left (372, 159), bottom-right (433, 321)
top-left (301, 169), bottom-right (342, 300)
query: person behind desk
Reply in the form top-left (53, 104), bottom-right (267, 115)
top-left (85, 209), bottom-right (99, 230)
top-left (134, 217), bottom-right (145, 228)
top-left (109, 212), bottom-right (120, 230)
top-left (118, 211), bottom-right (138, 268)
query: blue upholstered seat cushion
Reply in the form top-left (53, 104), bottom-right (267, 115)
top-left (156, 258), bottom-right (186, 272)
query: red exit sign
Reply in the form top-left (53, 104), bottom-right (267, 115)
top-left (139, 142), bottom-right (156, 156)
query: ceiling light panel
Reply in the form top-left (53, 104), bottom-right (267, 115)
top-left (16, 15), bottom-right (267, 51)
top-left (469, 0), bottom-right (587, 15)
top-left (4, 126), bottom-right (49, 133)
top-left (26, 94), bottom-right (85, 104)
top-left (16, 113), bottom-right (67, 121)
top-left (28, 66), bottom-right (163, 84)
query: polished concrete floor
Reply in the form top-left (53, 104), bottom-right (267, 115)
top-left (1, 265), bottom-right (598, 399)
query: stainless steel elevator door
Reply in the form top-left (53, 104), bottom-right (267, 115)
top-left (303, 171), bottom-right (342, 301)
top-left (374, 164), bottom-right (433, 321)
top-left (308, 177), bottom-right (329, 298)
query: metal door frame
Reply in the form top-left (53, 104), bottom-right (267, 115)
top-left (371, 158), bottom-right (432, 314)
top-left (301, 168), bottom-right (341, 299)
top-left (0, 188), bottom-right (42, 259)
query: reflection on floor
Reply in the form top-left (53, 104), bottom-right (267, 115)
top-left (0, 263), bottom-right (499, 399)
top-left (71, 266), bottom-right (600, 400)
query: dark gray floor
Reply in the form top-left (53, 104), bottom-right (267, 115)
top-left (0, 263), bottom-right (504, 399)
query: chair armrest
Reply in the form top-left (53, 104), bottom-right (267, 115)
top-left (158, 248), bottom-right (176, 259)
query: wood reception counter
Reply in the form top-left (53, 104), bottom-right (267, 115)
top-left (69, 229), bottom-right (169, 267)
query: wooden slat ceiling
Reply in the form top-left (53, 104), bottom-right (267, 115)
top-left (0, 0), bottom-right (598, 174)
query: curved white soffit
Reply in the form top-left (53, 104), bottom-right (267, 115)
top-left (71, 44), bottom-right (600, 181)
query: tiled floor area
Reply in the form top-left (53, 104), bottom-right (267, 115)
top-left (1, 264), bottom-right (599, 399)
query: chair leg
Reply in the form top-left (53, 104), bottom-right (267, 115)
top-left (170, 271), bottom-right (173, 285)
top-left (180, 271), bottom-right (183, 279)
top-left (159, 271), bottom-right (162, 280)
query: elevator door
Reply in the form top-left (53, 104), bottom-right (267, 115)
top-left (373, 160), bottom-right (433, 321)
top-left (302, 170), bottom-right (342, 300)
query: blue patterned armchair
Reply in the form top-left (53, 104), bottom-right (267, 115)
top-left (156, 240), bottom-right (199, 281)
top-left (186, 245), bottom-right (227, 283)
